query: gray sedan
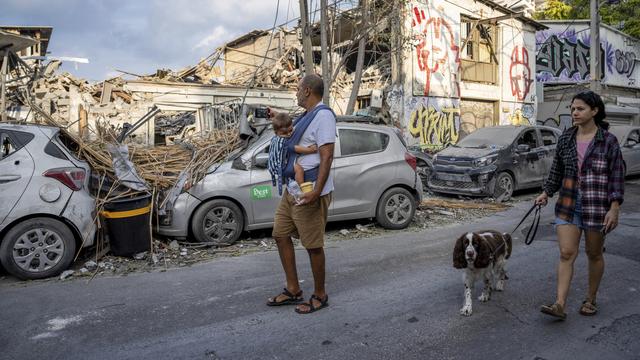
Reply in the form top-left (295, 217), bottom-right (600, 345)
top-left (156, 122), bottom-right (423, 245)
top-left (609, 125), bottom-right (640, 176)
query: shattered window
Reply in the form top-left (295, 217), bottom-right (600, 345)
top-left (540, 129), bottom-right (557, 146)
top-left (628, 130), bottom-right (640, 145)
top-left (339, 129), bottom-right (389, 156)
top-left (0, 133), bottom-right (18, 159)
top-left (517, 130), bottom-right (538, 149)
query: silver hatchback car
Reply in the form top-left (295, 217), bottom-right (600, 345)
top-left (157, 122), bottom-right (423, 245)
top-left (0, 124), bottom-right (96, 280)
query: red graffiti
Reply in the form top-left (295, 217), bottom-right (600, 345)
top-left (509, 46), bottom-right (533, 101)
top-left (412, 6), bottom-right (460, 97)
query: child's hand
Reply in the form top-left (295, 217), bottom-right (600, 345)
top-left (308, 144), bottom-right (318, 152)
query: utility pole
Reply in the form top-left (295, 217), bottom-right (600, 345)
top-left (590, 0), bottom-right (601, 92)
top-left (1, 54), bottom-right (8, 123)
top-left (320, 0), bottom-right (330, 104)
top-left (346, 0), bottom-right (368, 114)
top-left (299, 0), bottom-right (314, 76)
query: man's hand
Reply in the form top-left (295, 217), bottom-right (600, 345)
top-left (296, 190), bottom-right (320, 205)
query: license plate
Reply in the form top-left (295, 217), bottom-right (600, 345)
top-left (437, 173), bottom-right (470, 182)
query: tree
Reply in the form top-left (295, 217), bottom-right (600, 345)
top-left (535, 0), bottom-right (640, 38)
top-left (534, 0), bottom-right (572, 19)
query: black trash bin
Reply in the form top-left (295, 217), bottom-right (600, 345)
top-left (101, 194), bottom-right (152, 257)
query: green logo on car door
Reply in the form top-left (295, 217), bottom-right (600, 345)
top-left (251, 185), bottom-right (272, 200)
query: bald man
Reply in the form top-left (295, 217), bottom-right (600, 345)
top-left (267, 74), bottom-right (336, 314)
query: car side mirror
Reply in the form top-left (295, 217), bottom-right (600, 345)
top-left (516, 144), bottom-right (530, 153)
top-left (254, 153), bottom-right (269, 168)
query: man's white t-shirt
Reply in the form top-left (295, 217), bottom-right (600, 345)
top-left (296, 102), bottom-right (336, 196)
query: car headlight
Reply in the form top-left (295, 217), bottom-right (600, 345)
top-left (474, 155), bottom-right (498, 167)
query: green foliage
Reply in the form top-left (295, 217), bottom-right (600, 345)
top-left (533, 0), bottom-right (572, 20)
top-left (535, 0), bottom-right (640, 39)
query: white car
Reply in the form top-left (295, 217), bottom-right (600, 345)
top-left (0, 124), bottom-right (96, 280)
top-left (156, 122), bottom-right (423, 245)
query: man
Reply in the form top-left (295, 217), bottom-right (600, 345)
top-left (266, 74), bottom-right (336, 314)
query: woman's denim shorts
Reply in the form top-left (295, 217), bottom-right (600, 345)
top-left (554, 194), bottom-right (585, 229)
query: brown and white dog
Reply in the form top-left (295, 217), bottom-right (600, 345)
top-left (453, 230), bottom-right (512, 316)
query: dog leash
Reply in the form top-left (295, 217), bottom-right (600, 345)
top-left (511, 203), bottom-right (542, 245)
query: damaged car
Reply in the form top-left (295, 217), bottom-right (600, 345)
top-left (156, 121), bottom-right (423, 245)
top-left (428, 125), bottom-right (561, 201)
top-left (609, 125), bottom-right (640, 177)
top-left (0, 124), bottom-right (97, 280)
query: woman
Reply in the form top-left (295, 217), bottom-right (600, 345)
top-left (535, 90), bottom-right (624, 320)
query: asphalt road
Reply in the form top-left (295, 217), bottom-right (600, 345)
top-left (1, 182), bottom-right (640, 360)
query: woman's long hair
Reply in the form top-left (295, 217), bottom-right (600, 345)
top-left (571, 91), bottom-right (609, 130)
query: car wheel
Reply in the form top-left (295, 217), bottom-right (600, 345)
top-left (493, 172), bottom-right (514, 202)
top-left (0, 218), bottom-right (76, 280)
top-left (376, 187), bottom-right (416, 230)
top-left (191, 199), bottom-right (244, 246)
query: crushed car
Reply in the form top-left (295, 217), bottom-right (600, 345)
top-left (428, 125), bottom-right (561, 201)
top-left (0, 124), bottom-right (97, 280)
top-left (156, 119), bottom-right (423, 245)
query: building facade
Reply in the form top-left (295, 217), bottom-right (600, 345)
top-left (395, 0), bottom-right (545, 149)
top-left (536, 20), bottom-right (640, 128)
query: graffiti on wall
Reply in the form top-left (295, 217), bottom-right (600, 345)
top-left (507, 104), bottom-right (534, 126)
top-left (537, 114), bottom-right (572, 131)
top-left (509, 46), bottom-right (533, 101)
top-left (615, 49), bottom-right (637, 78)
top-left (411, 3), bottom-right (460, 97)
top-left (536, 34), bottom-right (606, 82)
top-left (407, 99), bottom-right (460, 148)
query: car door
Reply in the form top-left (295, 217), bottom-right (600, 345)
top-left (538, 128), bottom-right (559, 182)
top-left (249, 140), bottom-right (285, 226)
top-left (332, 128), bottom-right (393, 216)
top-left (512, 128), bottom-right (544, 188)
top-left (0, 131), bottom-right (36, 225)
top-left (624, 129), bottom-right (640, 175)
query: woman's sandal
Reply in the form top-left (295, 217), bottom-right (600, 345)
top-left (266, 288), bottom-right (303, 306)
top-left (579, 300), bottom-right (598, 316)
top-left (540, 302), bottom-right (567, 320)
top-left (295, 294), bottom-right (329, 314)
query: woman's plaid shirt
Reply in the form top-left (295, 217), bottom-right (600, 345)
top-left (543, 126), bottom-right (624, 229)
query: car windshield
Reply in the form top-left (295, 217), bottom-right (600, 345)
top-left (455, 127), bottom-right (521, 148)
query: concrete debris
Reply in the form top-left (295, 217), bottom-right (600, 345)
top-left (355, 224), bottom-right (373, 233)
top-left (83, 260), bottom-right (98, 271)
top-left (59, 270), bottom-right (74, 280)
top-left (436, 210), bottom-right (455, 216)
top-left (134, 251), bottom-right (148, 260)
top-left (169, 240), bottom-right (180, 251)
top-left (339, 229), bottom-right (350, 236)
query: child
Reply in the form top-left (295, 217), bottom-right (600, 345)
top-left (268, 113), bottom-right (317, 195)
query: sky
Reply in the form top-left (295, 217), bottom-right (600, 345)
top-left (0, 0), bottom-right (301, 82)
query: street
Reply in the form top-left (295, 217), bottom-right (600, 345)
top-left (1, 182), bottom-right (640, 360)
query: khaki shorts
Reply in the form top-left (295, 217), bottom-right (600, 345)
top-left (272, 189), bottom-right (332, 249)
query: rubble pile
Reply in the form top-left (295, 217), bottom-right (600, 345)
top-left (224, 46), bottom-right (303, 88)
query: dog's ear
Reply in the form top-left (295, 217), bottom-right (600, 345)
top-left (453, 235), bottom-right (467, 269)
top-left (474, 235), bottom-right (492, 268)
top-left (503, 233), bottom-right (513, 259)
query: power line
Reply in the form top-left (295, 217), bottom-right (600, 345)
top-left (239, 0), bottom-right (281, 110)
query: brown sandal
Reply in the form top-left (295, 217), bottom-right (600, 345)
top-left (541, 303), bottom-right (567, 320)
top-left (579, 300), bottom-right (598, 316)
